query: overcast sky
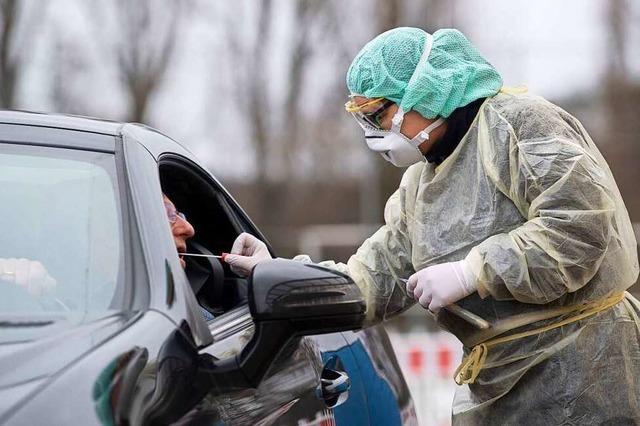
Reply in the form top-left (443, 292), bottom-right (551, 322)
top-left (461, 0), bottom-right (612, 99)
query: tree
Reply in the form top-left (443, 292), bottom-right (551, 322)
top-left (222, 0), bottom-right (333, 182)
top-left (602, 0), bottom-right (640, 221)
top-left (49, 36), bottom-right (91, 115)
top-left (0, 0), bottom-right (45, 108)
top-left (86, 0), bottom-right (187, 123)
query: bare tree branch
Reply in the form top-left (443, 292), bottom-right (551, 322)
top-left (607, 0), bottom-right (629, 82)
top-left (281, 0), bottom-right (319, 177)
top-left (0, 0), bottom-right (17, 107)
top-left (84, 0), bottom-right (186, 123)
top-left (0, 0), bottom-right (46, 108)
top-left (244, 0), bottom-right (272, 181)
top-left (121, 0), bottom-right (183, 123)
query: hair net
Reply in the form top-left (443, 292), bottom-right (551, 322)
top-left (346, 27), bottom-right (503, 118)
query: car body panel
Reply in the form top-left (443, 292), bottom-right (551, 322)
top-left (0, 314), bottom-right (130, 421)
top-left (0, 111), bottom-right (122, 137)
top-left (0, 121), bottom-right (115, 152)
top-left (3, 311), bottom-right (179, 426)
top-left (120, 133), bottom-right (212, 347)
top-left (121, 124), bottom-right (193, 161)
top-left (200, 312), bottom-right (326, 425)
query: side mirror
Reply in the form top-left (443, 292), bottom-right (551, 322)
top-left (250, 259), bottom-right (366, 328)
top-left (202, 259), bottom-right (365, 391)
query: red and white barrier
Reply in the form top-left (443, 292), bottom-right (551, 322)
top-left (388, 332), bottom-right (463, 426)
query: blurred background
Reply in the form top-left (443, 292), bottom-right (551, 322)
top-left (3, 0), bottom-right (639, 424)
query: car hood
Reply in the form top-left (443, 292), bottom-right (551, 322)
top-left (0, 314), bottom-right (127, 415)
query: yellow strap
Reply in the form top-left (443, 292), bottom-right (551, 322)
top-left (453, 343), bottom-right (488, 385)
top-left (344, 97), bottom-right (384, 113)
top-left (454, 292), bottom-right (626, 386)
top-left (499, 85), bottom-right (528, 95)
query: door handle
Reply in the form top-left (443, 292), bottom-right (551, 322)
top-left (322, 369), bottom-right (350, 393)
top-left (317, 356), bottom-right (351, 408)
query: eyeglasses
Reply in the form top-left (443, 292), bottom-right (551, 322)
top-left (164, 200), bottom-right (187, 225)
top-left (345, 97), bottom-right (395, 130)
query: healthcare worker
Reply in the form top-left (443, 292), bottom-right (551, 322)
top-left (225, 27), bottom-right (640, 424)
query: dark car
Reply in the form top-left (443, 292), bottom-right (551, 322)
top-left (0, 111), bottom-right (418, 426)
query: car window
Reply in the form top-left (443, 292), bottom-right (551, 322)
top-left (0, 144), bottom-right (124, 333)
top-left (159, 156), bottom-right (259, 318)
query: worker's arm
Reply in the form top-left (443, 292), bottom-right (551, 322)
top-left (312, 165), bottom-right (420, 326)
top-left (466, 104), bottom-right (616, 304)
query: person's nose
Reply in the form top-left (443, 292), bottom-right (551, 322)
top-left (173, 216), bottom-right (195, 239)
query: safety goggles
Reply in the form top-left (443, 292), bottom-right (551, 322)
top-left (164, 200), bottom-right (187, 225)
top-left (345, 97), bottom-right (395, 130)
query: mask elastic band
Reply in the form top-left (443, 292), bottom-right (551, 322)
top-left (391, 107), bottom-right (405, 133)
top-left (411, 117), bottom-right (445, 147)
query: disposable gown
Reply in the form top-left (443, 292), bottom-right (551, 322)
top-left (303, 92), bottom-right (640, 424)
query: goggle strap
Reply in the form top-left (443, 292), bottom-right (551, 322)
top-left (346, 97), bottom-right (385, 113)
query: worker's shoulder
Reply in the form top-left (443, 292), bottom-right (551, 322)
top-left (486, 92), bottom-right (579, 140)
top-left (486, 92), bottom-right (557, 118)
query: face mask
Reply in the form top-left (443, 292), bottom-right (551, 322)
top-left (355, 107), bottom-right (445, 168)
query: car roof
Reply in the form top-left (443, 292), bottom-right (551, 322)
top-left (0, 110), bottom-right (124, 135)
top-left (0, 110), bottom-right (195, 160)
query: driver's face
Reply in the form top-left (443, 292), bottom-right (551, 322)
top-left (163, 195), bottom-right (195, 269)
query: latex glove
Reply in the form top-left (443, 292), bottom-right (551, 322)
top-left (0, 258), bottom-right (57, 296)
top-left (406, 260), bottom-right (476, 313)
top-left (224, 233), bottom-right (272, 277)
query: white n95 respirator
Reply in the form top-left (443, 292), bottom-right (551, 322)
top-left (352, 108), bottom-right (445, 168)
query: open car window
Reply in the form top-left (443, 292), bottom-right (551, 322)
top-left (158, 154), bottom-right (263, 319)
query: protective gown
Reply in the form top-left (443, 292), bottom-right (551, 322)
top-left (304, 92), bottom-right (640, 424)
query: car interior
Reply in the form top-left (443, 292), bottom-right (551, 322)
top-left (159, 156), bottom-right (252, 317)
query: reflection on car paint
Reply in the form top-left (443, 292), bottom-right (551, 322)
top-left (202, 338), bottom-right (325, 426)
top-left (92, 321), bottom-right (216, 425)
top-left (93, 347), bottom-right (149, 426)
top-left (316, 355), bottom-right (350, 408)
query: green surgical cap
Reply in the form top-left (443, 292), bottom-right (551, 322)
top-left (346, 27), bottom-right (503, 119)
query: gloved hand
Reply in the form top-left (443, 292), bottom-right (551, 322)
top-left (406, 259), bottom-right (476, 313)
top-left (224, 233), bottom-right (273, 277)
top-left (0, 258), bottom-right (57, 297)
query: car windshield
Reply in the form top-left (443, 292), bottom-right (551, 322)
top-left (0, 144), bottom-right (124, 340)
